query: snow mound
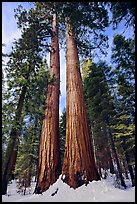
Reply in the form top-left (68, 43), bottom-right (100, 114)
top-left (2, 175), bottom-right (135, 202)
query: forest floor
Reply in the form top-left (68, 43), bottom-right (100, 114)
top-left (2, 173), bottom-right (135, 202)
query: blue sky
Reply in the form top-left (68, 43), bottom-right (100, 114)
top-left (2, 2), bottom-right (134, 115)
top-left (2, 2), bottom-right (33, 53)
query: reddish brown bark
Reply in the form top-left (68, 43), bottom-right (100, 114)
top-left (62, 18), bottom-right (100, 189)
top-left (34, 13), bottom-right (61, 193)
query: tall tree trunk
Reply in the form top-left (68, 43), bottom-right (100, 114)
top-left (91, 127), bottom-right (97, 163)
top-left (62, 18), bottom-right (100, 189)
top-left (107, 127), bottom-right (127, 189)
top-left (98, 162), bottom-right (102, 178)
top-left (107, 146), bottom-right (115, 174)
top-left (34, 13), bottom-right (61, 194)
top-left (2, 85), bottom-right (27, 195)
top-left (122, 140), bottom-right (135, 187)
top-left (122, 160), bottom-right (129, 179)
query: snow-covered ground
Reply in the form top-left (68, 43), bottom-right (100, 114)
top-left (2, 174), bottom-right (135, 202)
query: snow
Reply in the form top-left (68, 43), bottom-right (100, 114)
top-left (2, 174), bottom-right (135, 202)
top-left (62, 174), bottom-right (66, 180)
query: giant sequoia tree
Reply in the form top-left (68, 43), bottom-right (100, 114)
top-left (34, 13), bottom-right (61, 193)
top-left (32, 2), bottom-right (109, 191)
top-left (60, 2), bottom-right (110, 189)
top-left (3, 2), bottom-right (113, 193)
top-left (61, 17), bottom-right (100, 189)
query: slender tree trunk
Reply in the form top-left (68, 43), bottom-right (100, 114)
top-left (122, 160), bottom-right (129, 179)
top-left (91, 127), bottom-right (97, 163)
top-left (122, 141), bottom-right (135, 187)
top-left (107, 146), bottom-right (115, 174)
top-left (34, 13), bottom-right (61, 194)
top-left (62, 18), bottom-right (100, 189)
top-left (2, 85), bottom-right (27, 195)
top-left (98, 162), bottom-right (102, 178)
top-left (107, 128), bottom-right (127, 189)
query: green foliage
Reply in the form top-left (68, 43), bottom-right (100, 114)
top-left (65, 2), bottom-right (109, 57)
top-left (109, 2), bottom-right (135, 30)
top-left (32, 2), bottom-right (109, 58)
top-left (23, 60), bottom-right (49, 118)
top-left (108, 34), bottom-right (135, 166)
top-left (81, 59), bottom-right (92, 81)
top-left (83, 61), bottom-right (115, 170)
top-left (2, 4), bottom-right (51, 186)
top-left (83, 61), bottom-right (115, 124)
top-left (15, 125), bottom-right (38, 180)
top-left (59, 108), bottom-right (66, 166)
top-left (83, 55), bottom-right (135, 171)
top-left (112, 34), bottom-right (135, 80)
top-left (13, 60), bottom-right (49, 184)
top-left (110, 111), bottom-right (135, 164)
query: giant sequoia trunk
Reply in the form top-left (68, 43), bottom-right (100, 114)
top-left (61, 18), bottom-right (100, 189)
top-left (34, 13), bottom-right (61, 193)
top-left (2, 85), bottom-right (27, 195)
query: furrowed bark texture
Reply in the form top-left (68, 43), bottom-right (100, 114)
top-left (62, 18), bottom-right (100, 189)
top-left (34, 13), bottom-right (61, 193)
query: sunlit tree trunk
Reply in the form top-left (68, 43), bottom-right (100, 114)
top-left (62, 18), bottom-right (100, 189)
top-left (34, 13), bottom-right (61, 193)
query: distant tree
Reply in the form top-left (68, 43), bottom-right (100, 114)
top-left (112, 34), bottom-right (135, 79)
top-left (83, 60), bottom-right (127, 188)
top-left (83, 61), bottom-right (115, 175)
top-left (2, 7), bottom-right (51, 194)
top-left (59, 108), bottom-right (66, 167)
top-left (108, 2), bottom-right (135, 31)
top-left (14, 61), bottom-right (49, 193)
top-left (110, 34), bottom-right (135, 186)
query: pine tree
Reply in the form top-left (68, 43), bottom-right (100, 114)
top-left (83, 60), bottom-right (127, 188)
top-left (110, 34), bottom-right (135, 186)
top-left (108, 2), bottom-right (135, 31)
top-left (59, 108), bottom-right (66, 166)
top-left (2, 7), bottom-right (51, 194)
top-left (14, 61), bottom-right (49, 193)
top-left (83, 61), bottom-right (115, 176)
